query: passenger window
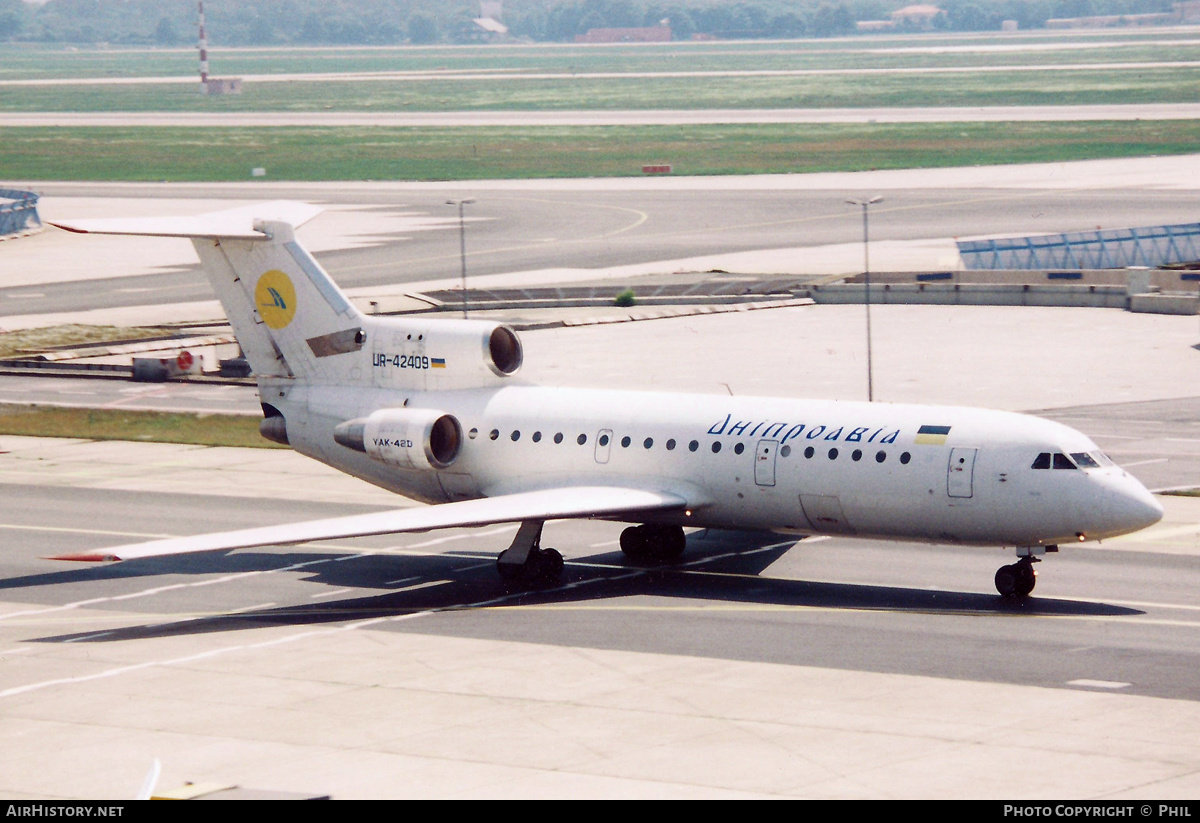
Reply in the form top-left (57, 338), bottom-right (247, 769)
top-left (734, 443), bottom-right (744, 455)
top-left (554, 432), bottom-right (564, 444)
top-left (577, 434), bottom-right (587, 445)
top-left (666, 439), bottom-right (676, 451)
top-left (689, 440), bottom-right (699, 452)
top-left (1053, 453), bottom-right (1076, 470)
top-left (644, 438), bottom-right (653, 449)
top-left (532, 431), bottom-right (542, 443)
top-left (900, 452), bottom-right (911, 464)
top-left (828, 448), bottom-right (838, 460)
top-left (851, 449), bottom-right (862, 461)
top-left (621, 436), bottom-right (631, 448)
top-left (781, 445), bottom-right (791, 457)
top-left (1031, 453), bottom-right (1051, 470)
top-left (511, 430), bottom-right (520, 441)
top-left (599, 434), bottom-right (610, 447)
top-left (711, 442), bottom-right (722, 454)
top-left (490, 429), bottom-right (500, 441)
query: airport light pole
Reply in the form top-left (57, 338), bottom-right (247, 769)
top-left (846, 196), bottom-right (882, 402)
top-left (447, 199), bottom-right (475, 318)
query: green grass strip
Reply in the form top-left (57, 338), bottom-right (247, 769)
top-left (4, 121), bottom-right (1199, 181)
top-left (0, 405), bottom-right (282, 449)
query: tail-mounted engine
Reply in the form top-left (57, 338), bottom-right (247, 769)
top-left (333, 408), bottom-right (463, 470)
top-left (366, 318), bottom-right (523, 390)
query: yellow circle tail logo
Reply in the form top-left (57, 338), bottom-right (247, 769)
top-left (255, 269), bottom-right (296, 329)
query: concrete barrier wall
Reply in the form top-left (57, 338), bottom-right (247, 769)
top-left (1127, 293), bottom-right (1200, 315)
top-left (807, 282), bottom-right (1130, 310)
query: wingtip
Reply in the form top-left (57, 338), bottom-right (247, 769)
top-left (46, 221), bottom-right (89, 234)
top-left (48, 551), bottom-right (122, 562)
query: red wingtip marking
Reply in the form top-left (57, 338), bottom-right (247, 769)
top-left (48, 552), bottom-right (122, 562)
top-left (46, 222), bottom-right (89, 234)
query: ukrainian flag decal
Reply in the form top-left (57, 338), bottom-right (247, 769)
top-left (915, 425), bottom-right (951, 445)
top-left (255, 269), bottom-right (297, 329)
top-left (431, 358), bottom-right (446, 369)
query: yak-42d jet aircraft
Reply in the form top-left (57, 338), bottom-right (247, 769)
top-left (50, 202), bottom-right (1163, 597)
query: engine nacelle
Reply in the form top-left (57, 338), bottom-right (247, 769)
top-left (367, 318), bottom-right (522, 390)
top-left (333, 408), bottom-right (463, 471)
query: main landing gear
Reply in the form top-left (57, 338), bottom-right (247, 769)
top-left (619, 524), bottom-right (687, 563)
top-left (496, 520), bottom-right (564, 587)
top-left (494, 522), bottom-right (689, 587)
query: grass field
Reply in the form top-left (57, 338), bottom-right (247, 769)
top-left (4, 66), bottom-right (1200, 112)
top-left (4, 29), bottom-right (1200, 112)
top-left (3, 32), bottom-right (1200, 79)
top-left (0, 325), bottom-right (174, 359)
top-left (2, 32), bottom-right (1199, 179)
top-left (4, 120), bottom-right (1197, 181)
top-left (0, 405), bottom-right (280, 449)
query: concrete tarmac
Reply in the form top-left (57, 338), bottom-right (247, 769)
top-left (2, 300), bottom-right (1200, 799)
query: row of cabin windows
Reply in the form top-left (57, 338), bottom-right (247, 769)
top-left (468, 427), bottom-right (912, 464)
top-left (1031, 451), bottom-right (1110, 470)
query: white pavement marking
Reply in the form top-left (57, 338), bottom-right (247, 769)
top-left (1068, 679), bottom-right (1132, 690)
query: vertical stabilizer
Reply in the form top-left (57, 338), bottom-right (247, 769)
top-left (197, 219), bottom-right (366, 382)
top-left (50, 202), bottom-right (367, 383)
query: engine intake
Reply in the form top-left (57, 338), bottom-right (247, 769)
top-left (488, 325), bottom-right (522, 375)
top-left (334, 408), bottom-right (462, 470)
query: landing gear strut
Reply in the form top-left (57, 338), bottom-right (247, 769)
top-left (619, 524), bottom-right (687, 563)
top-left (496, 520), bottom-right (563, 587)
top-left (995, 555), bottom-right (1039, 598)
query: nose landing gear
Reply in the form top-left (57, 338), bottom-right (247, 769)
top-left (995, 557), bottom-right (1037, 598)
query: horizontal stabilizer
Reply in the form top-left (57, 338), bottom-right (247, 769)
top-left (49, 200), bottom-right (323, 239)
top-left (51, 486), bottom-right (690, 562)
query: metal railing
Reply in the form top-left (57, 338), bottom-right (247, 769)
top-left (958, 223), bottom-right (1200, 270)
top-left (0, 188), bottom-right (42, 238)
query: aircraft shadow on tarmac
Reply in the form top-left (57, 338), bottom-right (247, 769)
top-left (18, 530), bottom-right (1144, 644)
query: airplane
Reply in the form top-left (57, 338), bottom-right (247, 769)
top-left (48, 201), bottom-right (1164, 598)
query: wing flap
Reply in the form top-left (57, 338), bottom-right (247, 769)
top-left (51, 486), bottom-right (690, 562)
top-left (49, 200), bottom-right (323, 239)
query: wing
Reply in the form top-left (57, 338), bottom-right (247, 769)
top-left (51, 486), bottom-right (690, 562)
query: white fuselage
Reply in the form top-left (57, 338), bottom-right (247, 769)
top-left (275, 381), bottom-right (1164, 549)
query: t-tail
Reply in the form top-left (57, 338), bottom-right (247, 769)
top-left (50, 201), bottom-right (525, 393)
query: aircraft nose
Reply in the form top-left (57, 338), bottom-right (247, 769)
top-left (1099, 475), bottom-right (1164, 537)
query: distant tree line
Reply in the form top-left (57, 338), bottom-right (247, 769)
top-left (0, 0), bottom-right (1180, 46)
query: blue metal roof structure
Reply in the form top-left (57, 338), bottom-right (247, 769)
top-left (957, 223), bottom-right (1200, 270)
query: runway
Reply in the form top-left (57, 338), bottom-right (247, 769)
top-left (2, 159), bottom-right (1200, 798)
top-left (9, 104), bottom-right (1200, 127)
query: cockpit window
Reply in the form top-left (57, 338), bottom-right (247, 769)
top-left (1053, 452), bottom-right (1076, 470)
top-left (1091, 451), bottom-right (1115, 467)
top-left (1070, 452), bottom-right (1101, 469)
top-left (1032, 452), bottom-right (1079, 470)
